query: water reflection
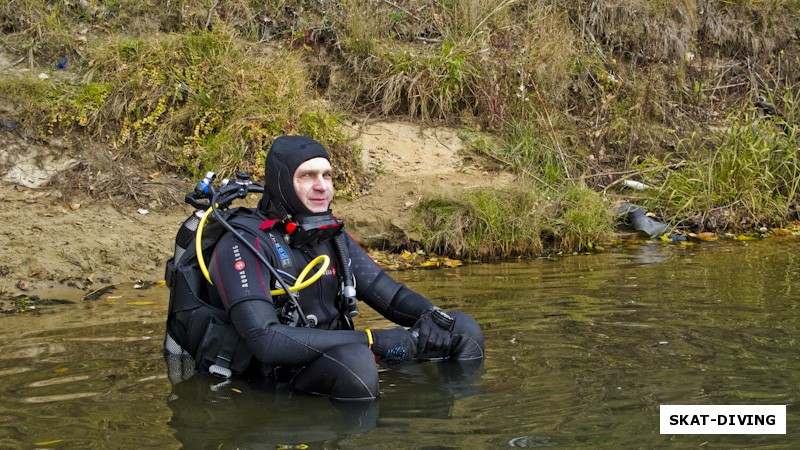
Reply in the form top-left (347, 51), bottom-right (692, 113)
top-left (166, 373), bottom-right (378, 448)
top-left (164, 352), bottom-right (483, 448)
top-left (0, 241), bottom-right (798, 448)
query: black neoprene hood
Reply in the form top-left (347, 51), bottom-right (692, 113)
top-left (264, 135), bottom-right (330, 216)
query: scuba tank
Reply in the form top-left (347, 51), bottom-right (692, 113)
top-left (173, 210), bottom-right (204, 264)
top-left (172, 171), bottom-right (217, 263)
top-left (165, 170), bottom-right (269, 378)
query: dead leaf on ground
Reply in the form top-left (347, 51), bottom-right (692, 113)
top-left (442, 257), bottom-right (463, 268)
top-left (688, 232), bottom-right (718, 242)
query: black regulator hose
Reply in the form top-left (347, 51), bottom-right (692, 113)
top-left (210, 183), bottom-right (309, 327)
top-left (333, 234), bottom-right (358, 317)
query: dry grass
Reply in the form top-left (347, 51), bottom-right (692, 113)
top-left (575, 0), bottom-right (701, 62)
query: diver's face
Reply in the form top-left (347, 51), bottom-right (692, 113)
top-left (293, 157), bottom-right (334, 213)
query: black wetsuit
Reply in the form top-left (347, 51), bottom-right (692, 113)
top-left (207, 223), bottom-right (484, 399)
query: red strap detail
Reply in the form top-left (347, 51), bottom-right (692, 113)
top-left (285, 222), bottom-right (297, 234)
top-left (259, 219), bottom-right (280, 231)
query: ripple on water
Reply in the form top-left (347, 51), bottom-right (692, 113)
top-left (2, 243), bottom-right (800, 449)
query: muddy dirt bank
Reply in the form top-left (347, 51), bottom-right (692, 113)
top-left (0, 121), bottom-right (512, 302)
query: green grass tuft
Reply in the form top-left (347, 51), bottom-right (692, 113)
top-left (414, 181), bottom-right (614, 259)
top-left (638, 100), bottom-right (800, 231)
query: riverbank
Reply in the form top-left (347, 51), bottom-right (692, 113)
top-left (4, 115), bottom-right (800, 309)
top-left (0, 120), bottom-right (512, 305)
top-left (2, 1), bottom-right (799, 306)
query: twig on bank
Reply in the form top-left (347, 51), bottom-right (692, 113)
top-left (581, 162), bottom-right (686, 180)
top-left (205, 0), bottom-right (220, 29)
top-left (381, 0), bottom-right (420, 20)
top-left (1, 55), bottom-right (27, 72)
top-left (596, 162), bottom-right (687, 194)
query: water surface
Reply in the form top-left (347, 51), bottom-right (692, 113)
top-left (1, 240), bottom-right (798, 448)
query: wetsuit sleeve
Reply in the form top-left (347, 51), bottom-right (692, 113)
top-left (210, 231), bottom-right (369, 366)
top-left (345, 232), bottom-right (434, 326)
top-left (209, 230), bottom-right (276, 309)
top-left (228, 300), bottom-right (370, 366)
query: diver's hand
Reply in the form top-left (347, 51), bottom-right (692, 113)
top-left (411, 307), bottom-right (454, 354)
top-left (370, 326), bottom-right (416, 362)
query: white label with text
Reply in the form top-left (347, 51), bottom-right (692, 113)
top-left (660, 405), bottom-right (786, 434)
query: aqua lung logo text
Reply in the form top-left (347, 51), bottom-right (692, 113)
top-left (232, 245), bottom-right (249, 288)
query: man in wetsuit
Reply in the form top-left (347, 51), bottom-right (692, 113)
top-left (206, 135), bottom-right (484, 400)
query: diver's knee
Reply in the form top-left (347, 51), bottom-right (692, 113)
top-left (448, 310), bottom-right (485, 360)
top-left (328, 345), bottom-right (379, 400)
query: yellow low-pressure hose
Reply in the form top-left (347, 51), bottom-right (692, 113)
top-left (269, 254), bottom-right (330, 296)
top-left (196, 207), bottom-right (214, 284)
top-left (195, 207), bottom-right (330, 296)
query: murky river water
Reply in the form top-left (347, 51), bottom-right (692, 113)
top-left (1, 240), bottom-right (798, 449)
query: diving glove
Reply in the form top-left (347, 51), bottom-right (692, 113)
top-left (371, 326), bottom-right (416, 362)
top-left (411, 307), bottom-right (454, 354)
